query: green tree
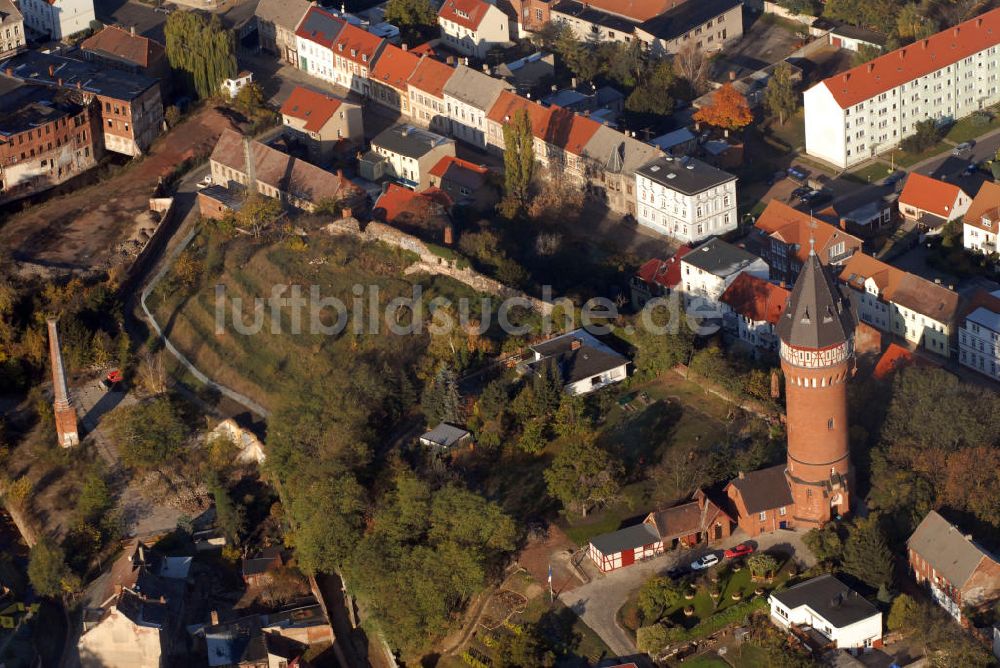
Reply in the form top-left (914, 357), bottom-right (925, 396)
top-left (901, 119), bottom-right (942, 153)
top-left (532, 358), bottom-right (563, 414)
top-left (636, 624), bottom-right (670, 654)
top-left (544, 434), bottom-right (622, 517)
top-left (896, 3), bottom-right (937, 41)
top-left (234, 82), bottom-right (266, 116)
top-left (107, 397), bottom-right (188, 470)
top-left (554, 393), bottom-right (590, 439)
top-left (384, 0), bottom-right (436, 27)
top-left (164, 12), bottom-right (237, 100)
top-left (421, 364), bottom-right (460, 425)
top-left (887, 593), bottom-right (921, 631)
top-left (210, 476), bottom-right (246, 546)
top-left (638, 576), bottom-right (682, 622)
top-left (843, 516), bottom-right (893, 589)
top-left (76, 470), bottom-right (112, 525)
top-left (289, 472), bottom-right (367, 575)
top-left (500, 108), bottom-right (535, 219)
top-left (852, 43), bottom-right (883, 67)
top-left (764, 62), bottom-right (798, 125)
top-left (494, 622), bottom-right (556, 668)
top-left (625, 59), bottom-right (676, 116)
top-left (28, 538), bottom-right (77, 598)
top-left (632, 308), bottom-right (694, 380)
top-left (747, 553), bottom-right (779, 579)
top-left (517, 417), bottom-right (548, 454)
top-left (803, 524), bottom-right (845, 564)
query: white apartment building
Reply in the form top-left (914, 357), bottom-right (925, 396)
top-left (330, 23), bottom-right (385, 96)
top-left (839, 253), bottom-right (959, 357)
top-left (635, 155), bottom-right (738, 243)
top-left (964, 181), bottom-right (1000, 255)
top-left (769, 575), bottom-right (883, 650)
top-left (958, 290), bottom-right (1000, 380)
top-left (438, 0), bottom-right (510, 59)
top-left (804, 7), bottom-right (1000, 169)
top-left (719, 272), bottom-right (790, 354)
top-left (0, 0), bottom-right (25, 59)
top-left (294, 7), bottom-right (345, 84)
top-left (19, 0), bottom-right (94, 40)
top-left (680, 238), bottom-right (769, 320)
top-left (442, 65), bottom-right (510, 150)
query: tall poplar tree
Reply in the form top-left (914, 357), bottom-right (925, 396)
top-left (500, 108), bottom-right (535, 219)
top-left (164, 12), bottom-right (238, 100)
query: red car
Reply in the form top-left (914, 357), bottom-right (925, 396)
top-left (724, 543), bottom-right (755, 559)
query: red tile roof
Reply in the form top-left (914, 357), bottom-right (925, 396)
top-left (407, 55), bottom-right (455, 98)
top-left (332, 23), bottom-right (384, 67)
top-left (898, 172), bottom-right (967, 218)
top-left (486, 91), bottom-right (602, 156)
top-left (279, 86), bottom-right (344, 133)
top-left (572, 0), bottom-right (683, 22)
top-left (429, 155), bottom-right (489, 189)
top-left (80, 25), bottom-right (164, 68)
top-left (817, 7), bottom-right (1000, 108)
top-left (294, 7), bottom-right (346, 49)
top-left (438, 0), bottom-right (494, 31)
top-left (374, 183), bottom-right (453, 223)
top-left (371, 44), bottom-right (421, 91)
top-left (839, 252), bottom-right (962, 323)
top-left (635, 246), bottom-right (691, 289)
top-left (720, 272), bottom-right (790, 325)
top-left (964, 180), bottom-right (1000, 233)
top-left (755, 200), bottom-right (863, 265)
top-left (872, 343), bottom-right (931, 380)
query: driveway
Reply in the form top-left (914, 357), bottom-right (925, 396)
top-left (559, 529), bottom-right (816, 663)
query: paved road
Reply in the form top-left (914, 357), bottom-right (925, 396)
top-left (559, 530), bottom-right (816, 664)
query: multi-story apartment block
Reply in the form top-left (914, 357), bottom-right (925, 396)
top-left (964, 180), bottom-right (1000, 255)
top-left (4, 51), bottom-right (162, 157)
top-left (369, 43), bottom-right (420, 116)
top-left (635, 155), bottom-right (738, 243)
top-left (838, 252), bottom-right (960, 357)
top-left (438, 0), bottom-right (510, 59)
top-left (752, 200), bottom-right (863, 283)
top-left (958, 288), bottom-right (1000, 380)
top-left (19, 0), bottom-right (94, 39)
top-left (407, 55), bottom-right (456, 134)
top-left (255, 0), bottom-right (311, 65)
top-left (0, 0), bottom-right (25, 59)
top-left (805, 8), bottom-right (1000, 169)
top-left (444, 65), bottom-right (511, 150)
top-left (330, 23), bottom-right (385, 96)
top-left (294, 7), bottom-right (346, 85)
top-left (0, 81), bottom-right (99, 202)
top-left (680, 237), bottom-right (769, 315)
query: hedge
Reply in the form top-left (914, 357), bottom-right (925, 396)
top-left (663, 597), bottom-right (768, 643)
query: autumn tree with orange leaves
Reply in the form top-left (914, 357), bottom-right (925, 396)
top-left (693, 83), bottom-right (752, 133)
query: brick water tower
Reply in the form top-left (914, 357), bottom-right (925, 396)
top-left (775, 242), bottom-right (854, 528)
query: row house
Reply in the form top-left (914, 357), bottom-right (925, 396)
top-left (578, 125), bottom-right (663, 216)
top-left (294, 6), bottom-right (346, 85)
top-left (908, 510), bottom-right (1000, 623)
top-left (407, 55), bottom-right (455, 133)
top-left (897, 172), bottom-right (970, 233)
top-left (963, 180), bottom-right (1000, 255)
top-left (634, 154), bottom-right (738, 244)
top-left (838, 252), bottom-right (961, 357)
top-left (0, 82), bottom-right (100, 202)
top-left (444, 64), bottom-right (511, 150)
top-left (679, 237), bottom-right (769, 317)
top-left (369, 43), bottom-right (420, 116)
top-left (255, 0), bottom-right (311, 65)
top-left (331, 23), bottom-right (386, 96)
top-left (752, 200), bottom-right (863, 284)
top-left (19, 0), bottom-right (93, 40)
top-left (279, 85), bottom-right (363, 164)
top-left (550, 0), bottom-right (666, 44)
top-left (805, 7), bottom-right (1000, 169)
top-left (438, 0), bottom-right (511, 59)
top-left (719, 272), bottom-right (790, 354)
top-left (0, 0), bottom-right (25, 59)
top-left (958, 288), bottom-right (1000, 380)
top-left (210, 128), bottom-right (363, 213)
top-left (80, 25), bottom-right (169, 82)
top-left (426, 155), bottom-right (494, 210)
top-left (4, 51), bottom-right (163, 157)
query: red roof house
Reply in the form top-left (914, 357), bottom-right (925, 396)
top-left (753, 200), bottom-right (863, 282)
top-left (898, 173), bottom-right (971, 229)
top-left (331, 23), bottom-right (386, 93)
top-left (872, 342), bottom-right (933, 380)
top-left (373, 183), bottom-right (453, 241)
top-left (719, 273), bottom-right (790, 352)
top-left (630, 246), bottom-right (692, 307)
top-left (426, 155), bottom-right (495, 209)
top-left (369, 43), bottom-right (421, 114)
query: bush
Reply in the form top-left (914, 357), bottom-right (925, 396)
top-left (901, 119), bottom-right (942, 153)
top-left (636, 623), bottom-right (671, 654)
top-left (664, 598), bottom-right (769, 643)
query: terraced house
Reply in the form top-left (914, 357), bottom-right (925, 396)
top-left (438, 0), bottom-right (511, 59)
top-left (805, 7), bottom-right (1000, 169)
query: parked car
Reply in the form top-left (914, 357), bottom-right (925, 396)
top-left (100, 369), bottom-right (123, 392)
top-left (787, 166), bottom-right (808, 182)
top-left (953, 141), bottom-right (975, 156)
top-left (799, 190), bottom-right (831, 207)
top-left (690, 554), bottom-right (720, 570)
top-left (724, 543), bottom-right (755, 559)
top-left (790, 186), bottom-right (811, 200)
top-left (196, 175), bottom-right (212, 189)
top-left (963, 162), bottom-right (980, 176)
top-left (884, 170), bottom-right (906, 186)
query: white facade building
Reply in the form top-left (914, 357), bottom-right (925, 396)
top-left (680, 238), bottom-right (769, 319)
top-left (805, 8), bottom-right (1000, 169)
top-left (523, 329), bottom-right (628, 395)
top-left (635, 155), bottom-right (738, 243)
top-left (19, 0), bottom-right (94, 39)
top-left (769, 575), bottom-right (882, 650)
top-left (294, 7), bottom-right (345, 85)
top-left (442, 65), bottom-right (510, 150)
top-left (438, 0), bottom-right (510, 59)
top-left (964, 180), bottom-right (1000, 255)
top-left (959, 290), bottom-right (1000, 380)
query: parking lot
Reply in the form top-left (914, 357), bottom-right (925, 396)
top-left (712, 10), bottom-right (807, 80)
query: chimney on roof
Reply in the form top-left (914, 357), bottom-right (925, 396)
top-left (463, 57), bottom-right (469, 66)
top-left (47, 318), bottom-right (79, 448)
top-left (729, 70), bottom-right (736, 81)
top-left (4, 67), bottom-right (10, 76)
top-left (779, 280), bottom-right (786, 289)
top-left (840, 217), bottom-right (848, 230)
top-left (978, 18), bottom-right (984, 27)
top-left (738, 470), bottom-right (745, 479)
top-left (867, 63), bottom-right (875, 73)
top-left (571, 76), bottom-right (577, 88)
top-left (570, 338), bottom-right (582, 351)
top-left (964, 533), bottom-right (973, 540)
top-left (131, 25), bottom-right (135, 36)
top-left (443, 223), bottom-right (454, 245)
top-left (446, 56), bottom-right (454, 65)
top-left (402, 43), bottom-right (408, 51)
top-left (954, 27), bottom-right (959, 37)
top-left (57, 78), bottom-right (62, 86)
top-left (842, 73), bottom-right (850, 83)
top-left (482, 63), bottom-right (489, 73)
top-left (137, 543), bottom-right (145, 563)
top-left (210, 610), bottom-right (219, 625)
top-left (76, 81), bottom-right (81, 89)
top-left (922, 39), bottom-right (929, 49)
top-left (48, 64), bottom-right (54, 77)
top-left (341, 206), bottom-right (352, 219)
top-left (337, 168), bottom-right (344, 179)
top-left (900, 50), bottom-right (905, 59)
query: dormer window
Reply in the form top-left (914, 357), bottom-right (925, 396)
top-left (983, 217), bottom-right (993, 229)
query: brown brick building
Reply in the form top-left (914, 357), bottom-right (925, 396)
top-left (0, 79), bottom-right (100, 202)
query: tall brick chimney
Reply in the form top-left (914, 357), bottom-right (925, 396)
top-left (47, 318), bottom-right (79, 448)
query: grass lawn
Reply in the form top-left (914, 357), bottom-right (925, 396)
top-left (945, 113), bottom-right (1000, 144)
top-left (895, 141), bottom-right (950, 168)
top-left (844, 161), bottom-right (895, 185)
top-left (766, 111), bottom-right (805, 152)
top-left (677, 656), bottom-right (730, 668)
top-left (726, 643), bottom-right (773, 668)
